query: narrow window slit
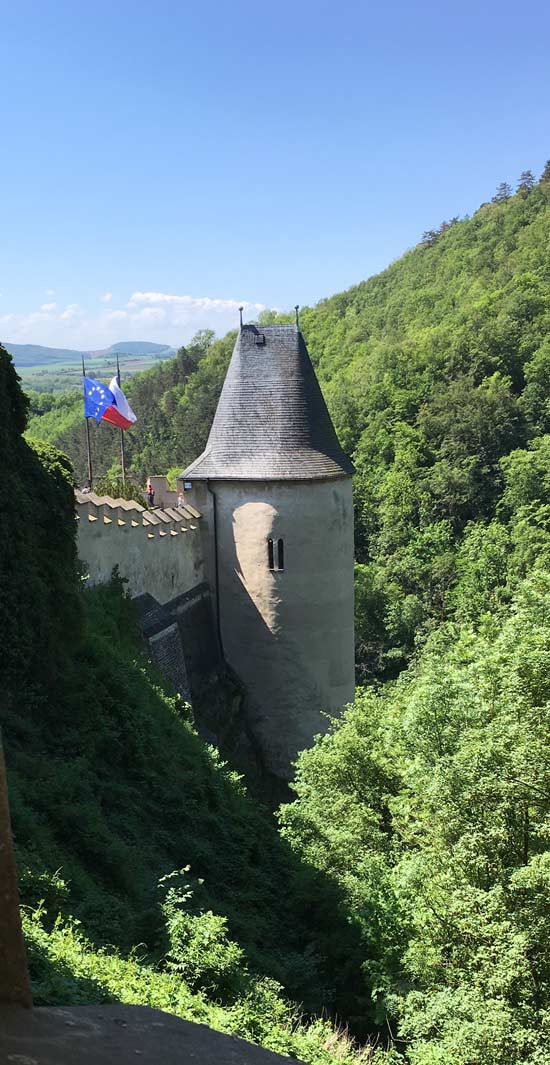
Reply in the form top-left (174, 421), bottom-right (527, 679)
top-left (277, 538), bottom-right (284, 571)
top-left (267, 538), bottom-right (274, 569)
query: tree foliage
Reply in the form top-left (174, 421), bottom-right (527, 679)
top-left (0, 344), bottom-right (81, 709)
top-left (282, 569), bottom-right (550, 1063)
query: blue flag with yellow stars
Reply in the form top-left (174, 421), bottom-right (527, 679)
top-left (83, 376), bottom-right (116, 423)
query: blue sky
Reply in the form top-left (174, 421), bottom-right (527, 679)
top-left (1, 0), bottom-right (549, 349)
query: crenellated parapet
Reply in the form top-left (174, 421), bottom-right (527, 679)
top-left (75, 490), bottom-right (205, 606)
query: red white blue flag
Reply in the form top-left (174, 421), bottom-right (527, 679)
top-left (83, 376), bottom-right (137, 431)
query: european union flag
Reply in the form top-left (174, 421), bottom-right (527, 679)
top-left (83, 376), bottom-right (115, 423)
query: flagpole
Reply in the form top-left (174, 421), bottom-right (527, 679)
top-left (82, 356), bottom-right (93, 488)
top-left (116, 353), bottom-right (126, 488)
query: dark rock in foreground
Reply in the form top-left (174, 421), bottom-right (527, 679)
top-left (0, 1004), bottom-right (305, 1065)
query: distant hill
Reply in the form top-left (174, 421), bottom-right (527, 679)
top-left (5, 343), bottom-right (86, 367)
top-left (5, 341), bottom-right (176, 368)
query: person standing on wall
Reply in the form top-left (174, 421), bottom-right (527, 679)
top-left (146, 480), bottom-right (155, 508)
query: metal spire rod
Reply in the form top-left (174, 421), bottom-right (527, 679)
top-left (295, 305), bottom-right (300, 327)
top-left (239, 306), bottom-right (244, 328)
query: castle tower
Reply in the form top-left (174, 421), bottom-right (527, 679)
top-left (181, 322), bottom-right (354, 785)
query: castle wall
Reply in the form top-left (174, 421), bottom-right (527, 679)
top-left (211, 477), bottom-right (355, 782)
top-left (76, 494), bottom-right (204, 605)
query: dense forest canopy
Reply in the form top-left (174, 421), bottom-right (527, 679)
top-left (283, 568), bottom-right (550, 1064)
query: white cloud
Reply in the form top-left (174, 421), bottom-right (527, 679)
top-left (128, 292), bottom-right (267, 318)
top-left (0, 291), bottom-right (274, 349)
top-left (101, 292), bottom-right (113, 303)
top-left (132, 306), bottom-right (166, 322)
top-left (60, 303), bottom-right (82, 321)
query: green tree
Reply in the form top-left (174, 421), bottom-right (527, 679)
top-left (516, 169), bottom-right (535, 194)
top-left (492, 181), bottom-right (512, 202)
top-left (540, 159), bottom-right (550, 183)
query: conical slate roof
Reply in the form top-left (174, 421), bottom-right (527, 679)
top-left (182, 324), bottom-right (354, 481)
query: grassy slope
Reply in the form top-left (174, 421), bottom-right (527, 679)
top-left (24, 917), bottom-right (375, 1064)
top-left (9, 578), bottom-right (378, 1063)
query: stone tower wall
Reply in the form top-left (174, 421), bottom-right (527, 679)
top-left (210, 476), bottom-right (355, 782)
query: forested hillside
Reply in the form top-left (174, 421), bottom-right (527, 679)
top-left (27, 170), bottom-right (550, 678)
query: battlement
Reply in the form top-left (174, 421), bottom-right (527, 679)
top-left (76, 491), bottom-right (205, 606)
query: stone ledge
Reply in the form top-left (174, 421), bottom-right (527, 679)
top-left (0, 1004), bottom-right (305, 1065)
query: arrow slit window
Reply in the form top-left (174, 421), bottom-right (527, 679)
top-left (267, 538), bottom-right (284, 571)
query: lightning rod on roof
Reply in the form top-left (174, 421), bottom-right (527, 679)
top-left (239, 306), bottom-right (244, 328)
top-left (295, 305), bottom-right (300, 327)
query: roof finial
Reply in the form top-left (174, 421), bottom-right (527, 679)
top-left (239, 306), bottom-right (244, 328)
top-left (295, 305), bottom-right (300, 328)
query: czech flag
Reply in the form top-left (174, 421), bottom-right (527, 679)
top-left (83, 376), bottom-right (137, 430)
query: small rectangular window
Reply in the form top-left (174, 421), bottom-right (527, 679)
top-left (267, 538), bottom-right (285, 570)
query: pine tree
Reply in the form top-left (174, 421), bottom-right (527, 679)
top-left (492, 181), bottom-right (512, 204)
top-left (421, 218), bottom-right (460, 246)
top-left (517, 170), bottom-right (535, 194)
top-left (540, 160), bottom-right (550, 183)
